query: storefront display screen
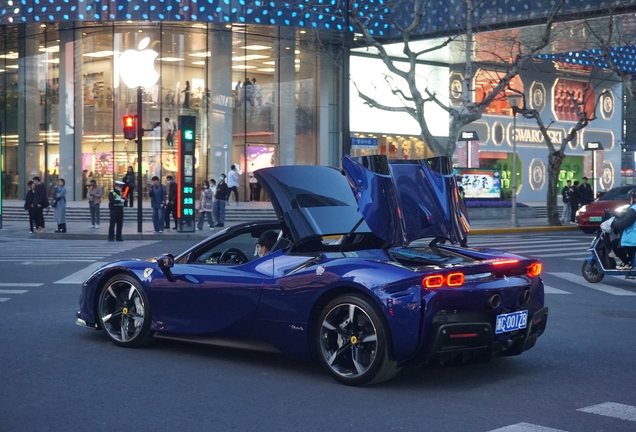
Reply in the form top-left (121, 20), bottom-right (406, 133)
top-left (455, 168), bottom-right (501, 199)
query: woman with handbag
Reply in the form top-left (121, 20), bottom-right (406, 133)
top-left (53, 178), bottom-right (67, 233)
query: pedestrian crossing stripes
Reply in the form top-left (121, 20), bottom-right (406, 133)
top-left (0, 288), bottom-right (32, 302)
top-left (0, 239), bottom-right (158, 262)
top-left (548, 272), bottom-right (636, 296)
top-left (468, 235), bottom-right (593, 259)
top-left (487, 402), bottom-right (636, 431)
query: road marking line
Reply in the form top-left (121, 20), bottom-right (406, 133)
top-left (54, 262), bottom-right (109, 284)
top-left (533, 251), bottom-right (591, 258)
top-left (0, 298), bottom-right (9, 302)
top-left (487, 423), bottom-right (569, 432)
top-left (547, 272), bottom-right (636, 296)
top-left (543, 285), bottom-right (571, 294)
top-left (0, 290), bottom-right (28, 294)
top-left (470, 240), bottom-right (588, 247)
top-left (1, 259), bottom-right (97, 263)
top-left (0, 283), bottom-right (42, 287)
top-left (577, 402), bottom-right (636, 421)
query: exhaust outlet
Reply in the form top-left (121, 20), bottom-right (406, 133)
top-left (520, 289), bottom-right (531, 304)
top-left (486, 293), bottom-right (501, 310)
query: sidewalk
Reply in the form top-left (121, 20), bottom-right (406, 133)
top-left (0, 213), bottom-right (578, 240)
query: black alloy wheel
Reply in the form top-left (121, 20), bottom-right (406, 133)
top-left (316, 294), bottom-right (399, 386)
top-left (97, 274), bottom-right (153, 347)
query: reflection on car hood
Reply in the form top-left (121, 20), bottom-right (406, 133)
top-left (341, 155), bottom-right (470, 247)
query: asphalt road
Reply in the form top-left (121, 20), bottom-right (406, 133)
top-left (0, 232), bottom-right (635, 432)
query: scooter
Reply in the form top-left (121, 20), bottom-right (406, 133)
top-left (582, 209), bottom-right (636, 282)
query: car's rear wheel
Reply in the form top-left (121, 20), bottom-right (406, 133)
top-left (98, 274), bottom-right (153, 347)
top-left (316, 294), bottom-right (399, 386)
top-left (582, 260), bottom-right (604, 283)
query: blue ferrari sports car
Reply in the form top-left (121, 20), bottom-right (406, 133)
top-left (76, 155), bottom-right (548, 386)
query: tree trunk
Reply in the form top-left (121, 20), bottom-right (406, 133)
top-left (546, 150), bottom-right (565, 226)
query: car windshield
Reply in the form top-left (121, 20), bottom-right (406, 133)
top-left (600, 187), bottom-right (631, 201)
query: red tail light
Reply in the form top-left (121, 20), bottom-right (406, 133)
top-left (527, 262), bottom-right (542, 277)
top-left (422, 272), bottom-right (465, 289)
top-left (423, 274), bottom-right (444, 289)
top-left (447, 272), bottom-right (465, 287)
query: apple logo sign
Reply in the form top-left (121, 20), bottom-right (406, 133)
top-left (118, 37), bottom-right (160, 89)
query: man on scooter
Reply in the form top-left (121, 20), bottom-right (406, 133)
top-left (610, 188), bottom-right (636, 268)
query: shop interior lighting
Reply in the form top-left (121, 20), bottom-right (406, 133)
top-left (244, 45), bottom-right (271, 51)
top-left (232, 65), bottom-right (256, 69)
top-left (258, 68), bottom-right (275, 72)
top-left (84, 51), bottom-right (114, 58)
top-left (191, 61), bottom-right (205, 65)
top-left (232, 54), bottom-right (268, 61)
top-left (262, 61), bottom-right (275, 65)
top-left (159, 57), bottom-right (185, 62)
top-left (189, 52), bottom-right (211, 57)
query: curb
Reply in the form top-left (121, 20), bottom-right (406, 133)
top-left (34, 233), bottom-right (209, 241)
top-left (470, 226), bottom-right (580, 235)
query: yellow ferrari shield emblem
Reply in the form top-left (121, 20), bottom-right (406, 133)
top-left (143, 268), bottom-right (153, 279)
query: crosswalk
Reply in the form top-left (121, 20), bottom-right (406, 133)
top-left (0, 283), bottom-right (42, 302)
top-left (0, 238), bottom-right (158, 262)
top-left (467, 234), bottom-right (594, 259)
top-left (468, 234), bottom-right (636, 297)
top-left (488, 401), bottom-right (636, 431)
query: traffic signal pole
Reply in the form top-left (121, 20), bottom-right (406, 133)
top-left (136, 86), bottom-right (143, 233)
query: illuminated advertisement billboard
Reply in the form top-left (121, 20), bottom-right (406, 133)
top-left (454, 168), bottom-right (502, 199)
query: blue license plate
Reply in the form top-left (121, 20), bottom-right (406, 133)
top-left (495, 310), bottom-right (528, 334)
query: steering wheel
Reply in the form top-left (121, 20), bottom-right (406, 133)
top-left (219, 248), bottom-right (249, 264)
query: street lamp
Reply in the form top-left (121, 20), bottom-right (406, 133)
top-left (507, 93), bottom-right (522, 228)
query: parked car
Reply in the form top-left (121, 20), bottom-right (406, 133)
top-left (76, 155), bottom-right (548, 386)
top-left (576, 185), bottom-right (632, 233)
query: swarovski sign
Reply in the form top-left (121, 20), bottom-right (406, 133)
top-left (507, 125), bottom-right (566, 146)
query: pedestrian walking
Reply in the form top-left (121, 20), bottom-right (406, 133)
top-left (570, 180), bottom-right (581, 223)
top-left (164, 175), bottom-right (178, 230)
top-left (122, 166), bottom-right (136, 208)
top-left (561, 180), bottom-right (573, 224)
top-left (108, 181), bottom-right (126, 242)
top-left (87, 179), bottom-right (103, 228)
top-left (24, 180), bottom-right (36, 233)
top-left (149, 176), bottom-right (167, 233)
top-left (197, 180), bottom-right (215, 230)
top-left (580, 176), bottom-right (594, 205)
top-left (227, 164), bottom-right (240, 205)
top-left (31, 176), bottom-right (48, 232)
top-left (53, 178), bottom-right (67, 233)
top-left (213, 174), bottom-right (229, 227)
top-left (182, 80), bottom-right (191, 109)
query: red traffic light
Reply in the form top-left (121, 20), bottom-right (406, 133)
top-left (123, 115), bottom-right (136, 140)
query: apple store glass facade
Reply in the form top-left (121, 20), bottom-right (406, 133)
top-left (0, 23), bottom-right (344, 200)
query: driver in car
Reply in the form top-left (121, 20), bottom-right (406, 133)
top-left (256, 230), bottom-right (279, 258)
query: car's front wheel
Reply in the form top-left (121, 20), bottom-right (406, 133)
top-left (315, 294), bottom-right (399, 386)
top-left (582, 260), bottom-right (604, 283)
top-left (97, 274), bottom-right (153, 347)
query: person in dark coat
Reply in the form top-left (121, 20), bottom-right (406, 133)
top-left (164, 175), bottom-right (178, 230)
top-left (213, 174), bottom-right (229, 227)
top-left (24, 180), bottom-right (35, 233)
top-left (31, 176), bottom-right (48, 232)
top-left (579, 176), bottom-right (594, 205)
top-left (122, 166), bottom-right (136, 208)
top-left (561, 180), bottom-right (573, 224)
top-left (108, 181), bottom-right (126, 242)
top-left (570, 180), bottom-right (581, 223)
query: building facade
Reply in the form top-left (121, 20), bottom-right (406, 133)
top-left (0, 18), bottom-right (345, 201)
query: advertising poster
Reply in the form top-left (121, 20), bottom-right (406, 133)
top-left (247, 145), bottom-right (275, 172)
top-left (454, 168), bottom-right (501, 199)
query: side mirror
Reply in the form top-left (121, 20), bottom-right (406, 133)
top-left (156, 253), bottom-right (176, 282)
